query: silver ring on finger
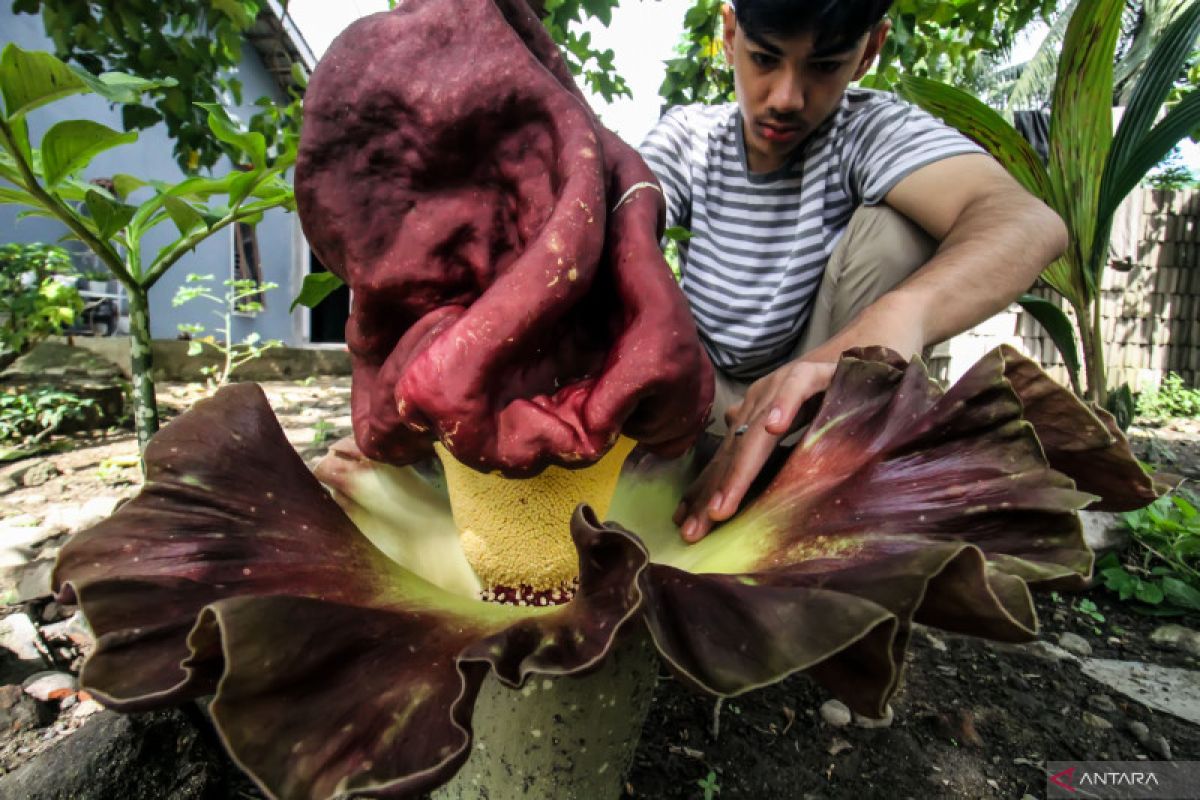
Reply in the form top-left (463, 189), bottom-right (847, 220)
top-left (733, 423), bottom-right (750, 437)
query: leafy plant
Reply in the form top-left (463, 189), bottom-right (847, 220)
top-left (12, 0), bottom-right (301, 172)
top-left (1098, 489), bottom-right (1200, 615)
top-left (1137, 372), bottom-right (1200, 422)
top-left (0, 242), bottom-right (82, 357)
top-left (173, 273), bottom-right (282, 391)
top-left (0, 386), bottom-right (96, 445)
top-left (901, 1), bottom-right (1200, 404)
top-left (698, 770), bottom-right (722, 800)
top-left (310, 418), bottom-right (335, 448)
top-left (0, 44), bottom-right (296, 450)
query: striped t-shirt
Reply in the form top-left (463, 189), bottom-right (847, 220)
top-left (638, 88), bottom-right (983, 380)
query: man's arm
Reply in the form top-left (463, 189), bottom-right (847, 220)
top-left (674, 153), bottom-right (1068, 543)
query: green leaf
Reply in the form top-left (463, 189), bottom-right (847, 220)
top-left (1017, 293), bottom-right (1081, 381)
top-left (196, 102), bottom-right (266, 169)
top-left (0, 185), bottom-right (37, 206)
top-left (39, 120), bottom-right (137, 186)
top-left (1134, 581), bottom-right (1165, 605)
top-left (84, 189), bottom-right (137, 240)
top-left (897, 76), bottom-right (1053, 201)
top-left (69, 68), bottom-right (176, 105)
top-left (1100, 0), bottom-right (1200, 236)
top-left (111, 173), bottom-right (148, 200)
top-left (663, 226), bottom-right (693, 242)
top-left (0, 44), bottom-right (87, 119)
top-left (290, 272), bottom-right (344, 312)
top-left (161, 196), bottom-right (206, 236)
top-left (1047, 0), bottom-right (1124, 296)
top-left (1161, 577), bottom-right (1200, 611)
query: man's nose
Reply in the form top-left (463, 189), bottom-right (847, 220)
top-left (766, 71), bottom-right (805, 116)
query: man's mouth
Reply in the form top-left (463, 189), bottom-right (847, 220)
top-left (757, 122), bottom-right (803, 143)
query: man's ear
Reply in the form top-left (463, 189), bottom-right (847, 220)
top-left (852, 19), bottom-right (891, 81)
top-left (721, 3), bottom-right (737, 62)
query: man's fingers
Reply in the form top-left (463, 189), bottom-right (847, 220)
top-left (706, 425), bottom-right (777, 522)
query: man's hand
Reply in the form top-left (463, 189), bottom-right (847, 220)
top-left (673, 359), bottom-right (837, 542)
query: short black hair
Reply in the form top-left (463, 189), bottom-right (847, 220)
top-left (733, 0), bottom-right (893, 54)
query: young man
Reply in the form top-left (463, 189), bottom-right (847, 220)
top-left (640, 0), bottom-right (1068, 542)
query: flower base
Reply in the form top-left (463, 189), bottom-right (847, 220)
top-left (432, 629), bottom-right (658, 800)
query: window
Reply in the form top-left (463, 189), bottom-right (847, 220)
top-left (233, 222), bottom-right (265, 312)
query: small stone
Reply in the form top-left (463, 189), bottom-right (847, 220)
top-left (59, 694), bottom-right (77, 710)
top-left (854, 704), bottom-right (895, 729)
top-left (1078, 511), bottom-right (1128, 555)
top-left (1150, 735), bottom-right (1172, 760)
top-left (1082, 711), bottom-right (1113, 730)
top-left (21, 461), bottom-right (60, 488)
top-left (0, 612), bottom-right (45, 662)
top-left (40, 601), bottom-right (66, 624)
top-left (1149, 624), bottom-right (1200, 658)
top-left (1052, 609), bottom-right (1069, 624)
top-left (1058, 632), bottom-right (1093, 658)
top-left (21, 672), bottom-right (77, 702)
top-left (0, 684), bottom-right (50, 732)
top-left (1128, 720), bottom-right (1150, 745)
top-left (827, 737), bottom-right (852, 756)
top-left (1087, 694), bottom-right (1117, 713)
top-left (71, 698), bottom-right (103, 719)
top-left (819, 699), bottom-right (852, 727)
top-left (40, 611), bottom-right (94, 651)
top-left (920, 628), bottom-right (948, 652)
top-left (0, 559), bottom-right (55, 603)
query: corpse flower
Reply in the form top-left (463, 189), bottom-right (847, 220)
top-left (51, 0), bottom-right (1163, 797)
top-left (52, 344), bottom-right (1159, 800)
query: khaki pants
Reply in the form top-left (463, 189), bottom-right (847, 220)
top-left (708, 204), bottom-right (936, 433)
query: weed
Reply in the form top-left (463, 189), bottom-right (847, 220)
top-left (174, 274), bottom-right (282, 391)
top-left (1136, 373), bottom-right (1200, 423)
top-left (0, 388), bottom-right (96, 445)
top-left (1097, 489), bottom-right (1200, 615)
top-left (697, 771), bottom-right (720, 800)
top-left (311, 419), bottom-right (335, 448)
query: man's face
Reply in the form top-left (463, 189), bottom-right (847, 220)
top-left (722, 4), bottom-right (889, 173)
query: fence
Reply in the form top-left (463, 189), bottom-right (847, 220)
top-left (933, 187), bottom-right (1200, 391)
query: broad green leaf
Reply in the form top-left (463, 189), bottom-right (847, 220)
top-left (1017, 293), bottom-right (1081, 381)
top-left (161, 196), bottom-right (206, 236)
top-left (0, 185), bottom-right (37, 206)
top-left (112, 174), bottom-right (148, 200)
top-left (84, 189), bottom-right (137, 240)
top-left (663, 226), bottom-right (693, 242)
top-left (897, 76), bottom-right (1052, 202)
top-left (196, 102), bottom-right (266, 169)
top-left (40, 120), bottom-right (137, 186)
top-left (1162, 577), bottom-right (1200, 611)
top-left (167, 173), bottom-right (238, 200)
top-left (1047, 0), bottom-right (1124, 297)
top-left (229, 169), bottom-right (262, 207)
top-left (69, 68), bottom-right (176, 105)
top-left (1104, 91), bottom-right (1200, 224)
top-left (290, 271), bottom-right (345, 312)
top-left (0, 44), bottom-right (87, 119)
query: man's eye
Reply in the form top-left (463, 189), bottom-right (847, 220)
top-left (749, 52), bottom-right (777, 68)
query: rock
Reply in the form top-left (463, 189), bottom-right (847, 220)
top-left (0, 558), bottom-right (56, 603)
top-left (40, 601), bottom-right (67, 624)
top-left (827, 737), bottom-right (852, 756)
top-left (819, 699), bottom-right (852, 727)
top-left (854, 704), bottom-right (895, 729)
top-left (21, 460), bottom-right (60, 488)
top-left (0, 343), bottom-right (127, 434)
top-left (0, 683), bottom-right (50, 732)
top-left (40, 611), bottom-right (94, 652)
top-left (1149, 624), bottom-right (1200, 658)
top-left (1087, 694), bottom-right (1118, 713)
top-left (41, 496), bottom-right (121, 535)
top-left (1080, 659), bottom-right (1200, 726)
top-left (1058, 632), bottom-right (1093, 658)
top-left (0, 709), bottom-right (243, 799)
top-left (0, 612), bottom-right (45, 662)
top-left (21, 671), bottom-right (77, 702)
top-left (1150, 735), bottom-right (1172, 760)
top-left (1078, 511), bottom-right (1129, 555)
top-left (72, 697), bottom-right (103, 719)
top-left (1082, 711), bottom-right (1113, 730)
top-left (1127, 720), bottom-right (1150, 745)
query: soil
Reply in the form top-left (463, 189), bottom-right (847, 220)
top-left (0, 378), bottom-right (1198, 800)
